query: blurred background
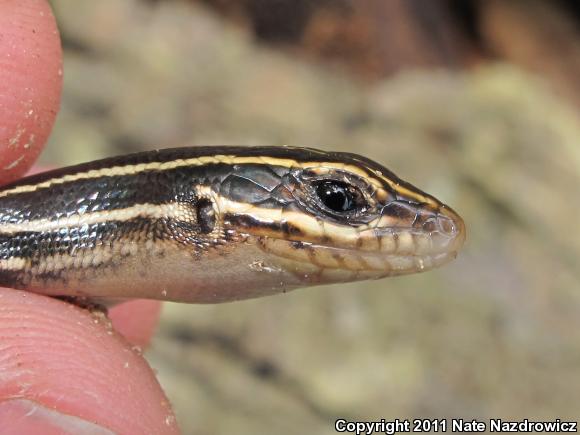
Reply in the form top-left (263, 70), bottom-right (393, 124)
top-left (46, 1), bottom-right (579, 433)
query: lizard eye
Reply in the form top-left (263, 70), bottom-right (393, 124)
top-left (313, 180), bottom-right (363, 213)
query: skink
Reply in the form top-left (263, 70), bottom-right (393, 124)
top-left (0, 146), bottom-right (465, 303)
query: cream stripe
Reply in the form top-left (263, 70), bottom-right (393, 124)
top-left (0, 192), bottom-right (427, 277)
top-left (0, 183), bottom-right (419, 252)
top-left (0, 191), bottom-right (376, 249)
top-left (198, 186), bottom-right (395, 248)
top-left (0, 257), bottom-right (27, 271)
top-left (0, 203), bottom-right (183, 234)
top-left (0, 154), bottom-right (432, 204)
top-left (0, 156), bottom-right (350, 196)
top-left (213, 195), bottom-right (380, 249)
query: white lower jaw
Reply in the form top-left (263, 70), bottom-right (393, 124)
top-left (257, 236), bottom-right (461, 277)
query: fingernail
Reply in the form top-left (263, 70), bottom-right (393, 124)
top-left (0, 399), bottom-right (114, 435)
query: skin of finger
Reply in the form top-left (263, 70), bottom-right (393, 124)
top-left (109, 300), bottom-right (163, 348)
top-left (0, 0), bottom-right (62, 185)
top-left (0, 2), bottom-right (176, 431)
top-left (0, 288), bottom-right (179, 434)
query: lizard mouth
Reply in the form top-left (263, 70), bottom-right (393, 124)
top-left (253, 205), bottom-right (465, 282)
top-left (257, 227), bottom-right (464, 277)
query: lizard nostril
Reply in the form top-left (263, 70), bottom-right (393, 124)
top-left (421, 214), bottom-right (456, 236)
top-left (439, 216), bottom-right (456, 236)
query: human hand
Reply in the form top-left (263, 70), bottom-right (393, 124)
top-left (0, 1), bottom-right (178, 433)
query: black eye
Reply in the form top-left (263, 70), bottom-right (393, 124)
top-left (314, 180), bottom-right (360, 213)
